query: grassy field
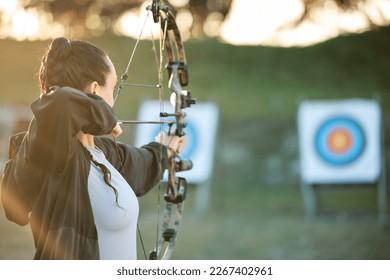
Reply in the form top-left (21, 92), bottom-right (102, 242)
top-left (1, 26), bottom-right (390, 259)
top-left (1, 185), bottom-right (388, 259)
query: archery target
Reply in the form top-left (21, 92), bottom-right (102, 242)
top-left (298, 99), bottom-right (381, 184)
top-left (134, 100), bottom-right (219, 184)
top-left (315, 116), bottom-right (365, 166)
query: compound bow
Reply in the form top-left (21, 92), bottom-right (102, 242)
top-left (114, 0), bottom-right (196, 260)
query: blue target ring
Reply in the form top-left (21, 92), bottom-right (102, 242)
top-left (315, 116), bottom-right (365, 166)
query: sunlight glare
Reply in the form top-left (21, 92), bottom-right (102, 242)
top-left (219, 0), bottom-right (390, 47)
top-left (220, 0), bottom-right (304, 46)
top-left (11, 9), bottom-right (40, 41)
top-left (176, 9), bottom-right (193, 40)
top-left (176, 9), bottom-right (193, 30)
top-left (1, 0), bottom-right (389, 46)
top-left (204, 12), bottom-right (224, 37)
top-left (377, 0), bottom-right (390, 18)
top-left (114, 1), bottom-right (160, 39)
top-left (363, 0), bottom-right (389, 25)
top-left (0, 0), bottom-right (18, 20)
top-left (168, 0), bottom-right (189, 8)
top-left (337, 10), bottom-right (369, 32)
top-left (0, 0), bottom-right (65, 41)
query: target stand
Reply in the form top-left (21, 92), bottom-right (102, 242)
top-left (297, 98), bottom-right (387, 223)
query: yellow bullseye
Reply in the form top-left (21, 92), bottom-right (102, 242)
top-left (327, 128), bottom-right (352, 154)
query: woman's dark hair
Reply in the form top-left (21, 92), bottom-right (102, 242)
top-left (83, 146), bottom-right (123, 210)
top-left (38, 37), bottom-right (111, 94)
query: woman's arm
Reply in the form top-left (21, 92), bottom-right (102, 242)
top-left (29, 86), bottom-right (117, 175)
top-left (97, 138), bottom-right (168, 196)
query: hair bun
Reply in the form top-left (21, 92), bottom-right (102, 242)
top-left (48, 37), bottom-right (72, 62)
top-left (38, 36), bottom-right (109, 93)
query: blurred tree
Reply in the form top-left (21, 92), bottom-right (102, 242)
top-left (296, 0), bottom-right (388, 28)
top-left (22, 0), bottom-right (233, 37)
top-left (7, 0), bottom-right (388, 38)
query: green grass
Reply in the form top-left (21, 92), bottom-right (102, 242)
top-left (133, 185), bottom-right (388, 260)
top-left (1, 27), bottom-right (390, 260)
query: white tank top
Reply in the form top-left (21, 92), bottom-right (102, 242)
top-left (85, 145), bottom-right (139, 260)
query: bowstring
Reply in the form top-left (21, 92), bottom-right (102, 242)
top-left (113, 11), bottom-right (150, 104)
top-left (113, 11), bottom-right (150, 260)
top-left (136, 9), bottom-right (167, 260)
top-left (112, 7), bottom-right (168, 260)
top-left (150, 8), bottom-right (169, 259)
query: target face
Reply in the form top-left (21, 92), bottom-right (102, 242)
top-left (298, 99), bottom-right (381, 184)
top-left (315, 116), bottom-right (365, 166)
top-left (135, 100), bottom-right (219, 184)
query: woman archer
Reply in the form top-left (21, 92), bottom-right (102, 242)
top-left (0, 37), bottom-right (184, 260)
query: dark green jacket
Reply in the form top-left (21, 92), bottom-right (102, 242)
top-left (1, 87), bottom-right (167, 259)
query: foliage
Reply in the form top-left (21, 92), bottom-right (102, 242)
top-left (297, 0), bottom-right (386, 28)
top-left (5, 0), bottom-right (386, 39)
top-left (20, 0), bottom-right (233, 37)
